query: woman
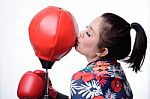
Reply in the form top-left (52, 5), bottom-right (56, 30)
top-left (48, 13), bottom-right (147, 99)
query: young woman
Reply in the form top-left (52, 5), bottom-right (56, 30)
top-left (48, 13), bottom-right (147, 99)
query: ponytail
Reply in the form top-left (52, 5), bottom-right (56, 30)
top-left (126, 23), bottom-right (147, 73)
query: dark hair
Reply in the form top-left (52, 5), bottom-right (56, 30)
top-left (99, 13), bottom-right (147, 73)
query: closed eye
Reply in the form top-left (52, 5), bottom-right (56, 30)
top-left (86, 32), bottom-right (91, 37)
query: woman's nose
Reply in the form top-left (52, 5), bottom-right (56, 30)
top-left (79, 31), bottom-right (84, 38)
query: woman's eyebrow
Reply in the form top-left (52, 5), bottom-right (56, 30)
top-left (86, 26), bottom-right (95, 33)
top-left (89, 26), bottom-right (96, 33)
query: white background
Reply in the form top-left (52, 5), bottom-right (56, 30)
top-left (0, 0), bottom-right (149, 99)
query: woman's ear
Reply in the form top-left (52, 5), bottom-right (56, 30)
top-left (96, 48), bottom-right (108, 57)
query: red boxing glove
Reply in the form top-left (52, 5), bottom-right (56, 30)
top-left (17, 70), bottom-right (45, 99)
top-left (17, 70), bottom-right (68, 99)
top-left (33, 70), bottom-right (58, 99)
top-left (34, 70), bottom-right (67, 99)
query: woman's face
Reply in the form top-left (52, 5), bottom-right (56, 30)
top-left (75, 17), bottom-right (103, 59)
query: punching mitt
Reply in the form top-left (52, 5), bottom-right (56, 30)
top-left (29, 6), bottom-right (78, 68)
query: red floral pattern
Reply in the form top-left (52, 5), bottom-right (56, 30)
top-left (71, 60), bottom-right (133, 99)
top-left (96, 75), bottom-right (108, 87)
top-left (73, 71), bottom-right (94, 82)
top-left (93, 61), bottom-right (110, 75)
top-left (92, 96), bottom-right (104, 99)
top-left (111, 78), bottom-right (123, 93)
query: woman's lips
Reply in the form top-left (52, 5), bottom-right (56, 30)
top-left (74, 38), bottom-right (79, 47)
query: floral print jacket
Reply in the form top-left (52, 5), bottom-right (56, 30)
top-left (70, 59), bottom-right (133, 99)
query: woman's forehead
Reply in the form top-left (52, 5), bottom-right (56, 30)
top-left (89, 17), bottom-right (103, 34)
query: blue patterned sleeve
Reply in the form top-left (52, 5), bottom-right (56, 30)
top-left (70, 60), bottom-right (133, 99)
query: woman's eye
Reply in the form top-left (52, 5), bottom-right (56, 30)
top-left (86, 32), bottom-right (91, 37)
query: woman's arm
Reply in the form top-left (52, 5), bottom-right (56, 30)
top-left (55, 92), bottom-right (69, 99)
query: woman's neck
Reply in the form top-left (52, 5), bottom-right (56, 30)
top-left (86, 56), bottom-right (100, 64)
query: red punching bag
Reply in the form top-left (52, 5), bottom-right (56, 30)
top-left (29, 6), bottom-right (78, 68)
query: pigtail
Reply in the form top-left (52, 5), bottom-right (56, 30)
top-left (126, 22), bottom-right (147, 73)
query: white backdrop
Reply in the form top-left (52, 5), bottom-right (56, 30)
top-left (0, 0), bottom-right (149, 99)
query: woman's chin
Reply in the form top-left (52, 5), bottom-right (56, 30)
top-left (75, 46), bottom-right (83, 54)
top-left (75, 46), bottom-right (79, 51)
top-left (75, 46), bottom-right (81, 53)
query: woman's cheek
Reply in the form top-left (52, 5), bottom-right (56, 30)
top-left (83, 39), bottom-right (94, 48)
